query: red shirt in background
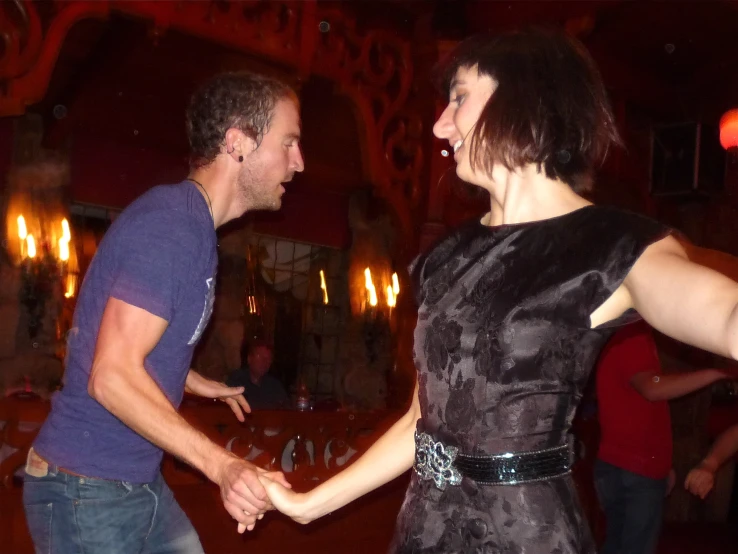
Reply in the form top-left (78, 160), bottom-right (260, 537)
top-left (596, 320), bottom-right (672, 479)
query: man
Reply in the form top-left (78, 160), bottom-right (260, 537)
top-left (685, 422), bottom-right (738, 500)
top-left (23, 71), bottom-right (304, 553)
top-left (227, 340), bottom-right (290, 410)
top-left (594, 319), bottom-right (737, 554)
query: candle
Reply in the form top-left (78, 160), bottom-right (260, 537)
top-left (58, 237), bottom-right (69, 262)
top-left (392, 272), bottom-right (400, 296)
top-left (26, 235), bottom-right (36, 259)
top-left (17, 215), bottom-right (27, 239)
top-left (364, 268), bottom-right (378, 307)
top-left (64, 273), bottom-right (77, 299)
top-left (319, 270), bottom-right (329, 305)
top-left (17, 215), bottom-right (27, 259)
top-left (61, 218), bottom-right (71, 242)
top-left (386, 285), bottom-right (396, 319)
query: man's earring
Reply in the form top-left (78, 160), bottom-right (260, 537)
top-left (238, 155), bottom-right (243, 163)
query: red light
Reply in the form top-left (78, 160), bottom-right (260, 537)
top-left (720, 109), bottom-right (738, 150)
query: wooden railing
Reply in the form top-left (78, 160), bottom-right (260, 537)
top-left (166, 398), bottom-right (403, 490)
top-left (0, 395), bottom-right (403, 490)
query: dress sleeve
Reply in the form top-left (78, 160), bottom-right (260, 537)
top-left (579, 207), bottom-right (673, 329)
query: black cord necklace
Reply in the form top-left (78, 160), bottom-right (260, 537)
top-left (190, 178), bottom-right (213, 221)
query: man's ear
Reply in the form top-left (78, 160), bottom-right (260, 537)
top-left (224, 128), bottom-right (257, 161)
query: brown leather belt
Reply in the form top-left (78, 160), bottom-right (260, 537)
top-left (29, 447), bottom-right (89, 478)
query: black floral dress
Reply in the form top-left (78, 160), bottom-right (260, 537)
top-left (389, 206), bottom-right (670, 554)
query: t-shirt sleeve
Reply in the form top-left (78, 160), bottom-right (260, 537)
top-left (109, 211), bottom-right (204, 322)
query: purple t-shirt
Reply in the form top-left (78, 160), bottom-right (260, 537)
top-left (34, 181), bottom-right (217, 483)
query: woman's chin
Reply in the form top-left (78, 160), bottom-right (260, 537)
top-left (455, 165), bottom-right (473, 183)
top-left (456, 168), bottom-right (490, 191)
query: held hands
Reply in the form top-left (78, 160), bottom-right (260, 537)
top-left (258, 474), bottom-right (315, 525)
top-left (185, 371), bottom-right (251, 421)
top-left (216, 456), bottom-right (292, 533)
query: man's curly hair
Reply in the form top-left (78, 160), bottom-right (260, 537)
top-left (186, 71), bottom-right (295, 168)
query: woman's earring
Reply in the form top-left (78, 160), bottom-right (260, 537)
top-left (238, 155), bottom-right (244, 163)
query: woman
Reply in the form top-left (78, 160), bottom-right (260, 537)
top-left (256, 29), bottom-right (738, 553)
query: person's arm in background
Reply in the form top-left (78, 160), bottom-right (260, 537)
top-left (630, 369), bottom-right (737, 402)
top-left (685, 423), bottom-right (738, 499)
top-left (600, 320), bottom-right (737, 402)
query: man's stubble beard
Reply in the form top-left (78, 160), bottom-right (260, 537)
top-left (237, 162), bottom-right (282, 212)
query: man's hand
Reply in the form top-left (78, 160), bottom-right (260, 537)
top-left (185, 370), bottom-right (251, 421)
top-left (685, 463), bottom-right (716, 499)
top-left (214, 455), bottom-right (292, 533)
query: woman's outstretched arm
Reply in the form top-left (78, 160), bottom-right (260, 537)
top-left (258, 381), bottom-right (421, 525)
top-left (592, 236), bottom-right (738, 360)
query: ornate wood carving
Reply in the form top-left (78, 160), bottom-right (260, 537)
top-left (0, 0), bottom-right (425, 245)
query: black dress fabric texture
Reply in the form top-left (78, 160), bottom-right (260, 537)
top-left (389, 205), bottom-right (671, 554)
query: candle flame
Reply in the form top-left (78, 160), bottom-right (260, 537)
top-left (392, 272), bottom-right (400, 295)
top-left (64, 273), bottom-right (77, 298)
top-left (59, 237), bottom-right (69, 261)
top-left (61, 218), bottom-right (71, 242)
top-left (319, 270), bottom-right (329, 305)
top-left (364, 267), bottom-right (378, 307)
top-left (17, 215), bottom-right (28, 240)
top-left (26, 235), bottom-right (36, 258)
top-left (247, 295), bottom-right (258, 314)
top-left (386, 285), bottom-right (396, 307)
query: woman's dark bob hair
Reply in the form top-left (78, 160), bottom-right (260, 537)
top-left (438, 28), bottom-right (621, 192)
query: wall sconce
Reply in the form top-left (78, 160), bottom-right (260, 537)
top-left (361, 268), bottom-right (400, 318)
top-left (3, 160), bottom-right (78, 343)
top-left (12, 213), bottom-right (78, 338)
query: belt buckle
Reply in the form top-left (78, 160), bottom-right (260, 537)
top-left (413, 431), bottom-right (462, 490)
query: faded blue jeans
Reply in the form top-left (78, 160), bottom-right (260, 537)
top-left (23, 457), bottom-right (204, 554)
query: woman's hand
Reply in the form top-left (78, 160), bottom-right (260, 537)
top-left (234, 468), bottom-right (293, 534)
top-left (258, 474), bottom-right (315, 525)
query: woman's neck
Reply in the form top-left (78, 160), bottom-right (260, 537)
top-left (484, 165), bottom-right (590, 227)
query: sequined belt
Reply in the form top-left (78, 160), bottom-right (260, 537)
top-left (413, 431), bottom-right (572, 490)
